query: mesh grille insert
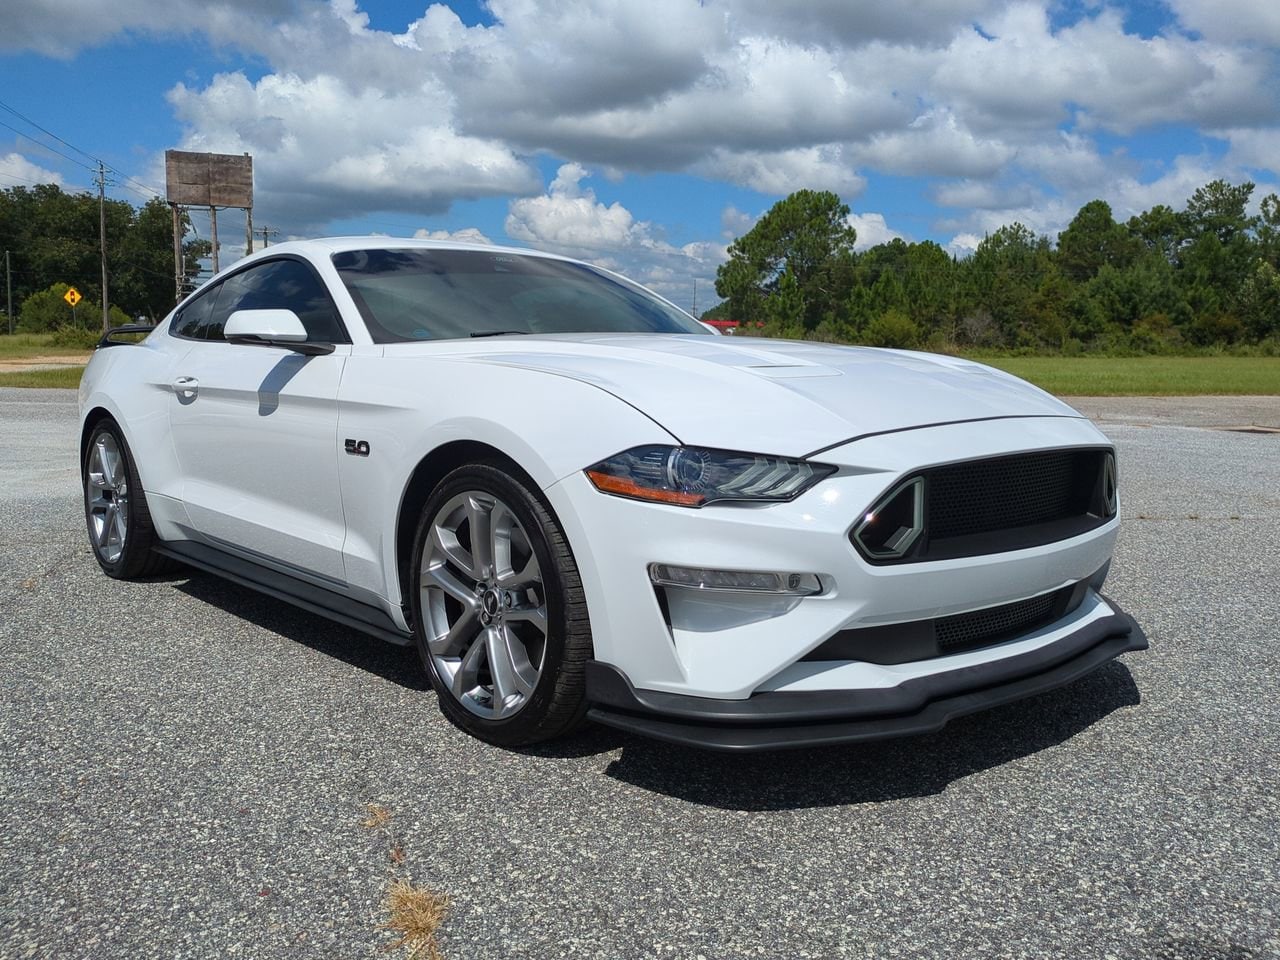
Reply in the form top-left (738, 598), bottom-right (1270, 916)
top-left (927, 450), bottom-right (1096, 540)
top-left (849, 448), bottom-right (1112, 564)
top-left (936, 588), bottom-right (1065, 654)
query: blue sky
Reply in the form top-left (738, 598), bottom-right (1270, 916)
top-left (2, 0), bottom-right (1279, 311)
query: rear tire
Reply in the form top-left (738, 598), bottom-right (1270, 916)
top-left (83, 420), bottom-right (178, 579)
top-left (410, 462), bottom-right (592, 747)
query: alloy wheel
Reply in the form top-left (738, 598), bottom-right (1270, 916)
top-left (419, 490), bottom-right (549, 720)
top-left (86, 432), bottom-right (130, 565)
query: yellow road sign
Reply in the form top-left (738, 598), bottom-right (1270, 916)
top-left (64, 287), bottom-right (82, 307)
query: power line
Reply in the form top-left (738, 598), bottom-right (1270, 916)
top-left (114, 179), bottom-right (162, 202)
top-left (0, 97), bottom-right (101, 166)
top-left (0, 119), bottom-right (97, 172)
top-left (0, 98), bottom-right (165, 202)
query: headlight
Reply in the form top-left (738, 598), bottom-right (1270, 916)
top-left (585, 445), bottom-right (836, 507)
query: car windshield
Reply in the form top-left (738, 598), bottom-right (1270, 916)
top-left (331, 247), bottom-right (708, 342)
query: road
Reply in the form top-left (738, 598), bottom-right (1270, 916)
top-left (2, 387), bottom-right (1278, 959)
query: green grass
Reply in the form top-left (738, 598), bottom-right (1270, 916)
top-left (0, 366), bottom-right (84, 388)
top-left (968, 356), bottom-right (1280, 396)
top-left (0, 337), bottom-right (1275, 395)
top-left (0, 331), bottom-right (93, 359)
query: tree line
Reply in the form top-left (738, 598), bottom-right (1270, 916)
top-left (710, 183), bottom-right (1280, 353)
top-left (0, 183), bottom-right (208, 333)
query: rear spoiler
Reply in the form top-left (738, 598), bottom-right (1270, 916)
top-left (97, 324), bottom-right (157, 348)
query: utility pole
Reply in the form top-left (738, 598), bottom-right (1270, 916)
top-left (171, 203), bottom-right (184, 304)
top-left (96, 161), bottom-right (109, 332)
top-left (260, 225), bottom-right (277, 249)
top-left (5, 250), bottom-right (12, 335)
top-left (210, 206), bottom-right (220, 274)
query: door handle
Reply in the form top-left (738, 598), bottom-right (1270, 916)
top-left (172, 376), bottom-right (199, 400)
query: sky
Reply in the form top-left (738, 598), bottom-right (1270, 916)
top-left (1, 0), bottom-right (1279, 312)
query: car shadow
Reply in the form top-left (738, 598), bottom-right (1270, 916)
top-left (173, 571), bottom-right (429, 691)
top-left (257, 354), bottom-right (311, 416)
top-left (589, 661), bottom-right (1141, 811)
top-left (167, 568), bottom-right (1140, 811)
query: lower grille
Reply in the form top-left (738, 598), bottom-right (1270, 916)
top-left (936, 589), bottom-right (1063, 654)
top-left (802, 584), bottom-right (1080, 665)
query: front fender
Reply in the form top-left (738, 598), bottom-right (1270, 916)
top-left (334, 355), bottom-right (678, 611)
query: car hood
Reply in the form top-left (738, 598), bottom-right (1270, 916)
top-left (393, 334), bottom-right (1081, 458)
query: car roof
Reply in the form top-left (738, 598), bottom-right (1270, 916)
top-left (246, 236), bottom-right (578, 264)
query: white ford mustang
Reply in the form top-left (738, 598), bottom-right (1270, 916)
top-left (79, 237), bottom-right (1145, 750)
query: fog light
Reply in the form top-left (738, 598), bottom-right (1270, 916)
top-left (648, 563), bottom-right (822, 595)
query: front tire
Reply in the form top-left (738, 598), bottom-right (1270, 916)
top-left (83, 420), bottom-right (175, 579)
top-left (410, 462), bottom-right (592, 747)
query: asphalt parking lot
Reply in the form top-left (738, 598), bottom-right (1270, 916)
top-left (2, 386), bottom-right (1278, 959)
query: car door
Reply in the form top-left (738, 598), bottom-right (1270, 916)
top-left (167, 256), bottom-right (351, 582)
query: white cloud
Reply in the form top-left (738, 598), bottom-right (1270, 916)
top-left (931, 147), bottom-right (1280, 254)
top-left (505, 163), bottom-right (725, 310)
top-left (935, 4), bottom-right (1276, 135)
top-left (505, 163), bottom-right (643, 254)
top-left (1222, 128), bottom-right (1280, 176)
top-left (960, 198), bottom-right (1077, 240)
top-left (720, 206), bottom-right (757, 241)
top-left (1168, 0), bottom-right (1280, 46)
top-left (0, 0), bottom-right (297, 57)
top-left (847, 212), bottom-right (903, 250)
top-left (9, 0), bottom-right (1280, 255)
top-left (412, 227), bottom-right (493, 245)
top-left (166, 70), bottom-right (540, 228)
top-left (946, 233), bottom-right (984, 257)
top-left (730, 0), bottom-right (1001, 46)
top-left (1100, 155), bottom-right (1280, 221)
top-left (1012, 131), bottom-right (1128, 191)
top-left (933, 180), bottom-right (1039, 210)
top-left (852, 109), bottom-right (1015, 179)
top-left (0, 151), bottom-right (64, 187)
top-left (695, 146), bottom-right (866, 197)
top-left (468, 34), bottom-right (908, 174)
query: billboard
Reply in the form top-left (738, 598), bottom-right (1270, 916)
top-left (164, 150), bottom-right (253, 208)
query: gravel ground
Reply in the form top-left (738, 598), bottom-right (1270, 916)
top-left (1065, 395), bottom-right (1280, 431)
top-left (1, 387), bottom-right (1277, 960)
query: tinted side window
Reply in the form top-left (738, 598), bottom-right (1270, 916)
top-left (211, 259), bottom-right (347, 343)
top-left (169, 283), bottom-right (222, 339)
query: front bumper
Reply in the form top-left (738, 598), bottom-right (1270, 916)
top-left (548, 416), bottom-right (1126, 701)
top-left (585, 597), bottom-right (1146, 751)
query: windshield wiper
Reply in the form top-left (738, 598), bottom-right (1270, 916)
top-left (469, 330), bottom-right (530, 338)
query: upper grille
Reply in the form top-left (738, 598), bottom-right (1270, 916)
top-left (851, 447), bottom-right (1113, 564)
top-left (928, 450), bottom-right (1096, 540)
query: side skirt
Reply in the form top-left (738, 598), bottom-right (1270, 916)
top-left (154, 541), bottom-right (414, 647)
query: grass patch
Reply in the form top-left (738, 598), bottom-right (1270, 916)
top-left (362, 802), bottom-right (392, 831)
top-left (2, 343), bottom-right (1272, 396)
top-left (0, 367), bottom-right (84, 389)
top-left (0, 331), bottom-right (93, 359)
top-left (969, 356), bottom-right (1280, 396)
top-left (382, 878), bottom-right (451, 960)
top-left (360, 802), bottom-right (450, 959)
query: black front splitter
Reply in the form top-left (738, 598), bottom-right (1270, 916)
top-left (585, 600), bottom-right (1146, 752)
